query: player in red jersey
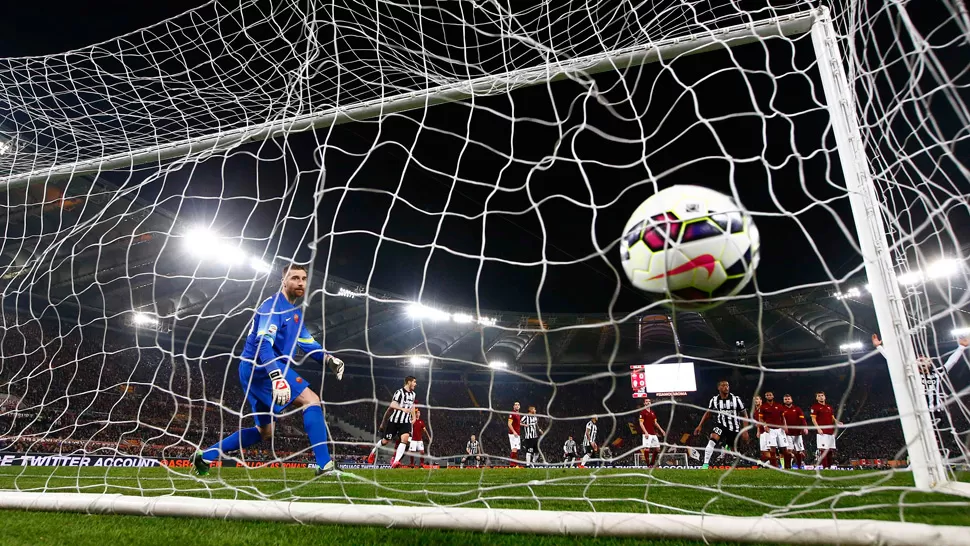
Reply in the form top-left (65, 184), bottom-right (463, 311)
top-left (408, 409), bottom-right (429, 467)
top-left (782, 394), bottom-right (807, 470)
top-left (753, 395), bottom-right (769, 466)
top-left (638, 398), bottom-right (667, 467)
top-left (810, 391), bottom-right (842, 470)
top-left (758, 391), bottom-right (788, 468)
top-left (508, 401), bottom-right (521, 467)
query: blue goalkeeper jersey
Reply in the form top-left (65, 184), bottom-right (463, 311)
top-left (240, 292), bottom-right (326, 374)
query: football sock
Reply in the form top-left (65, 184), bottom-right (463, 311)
top-left (703, 440), bottom-right (716, 464)
top-left (783, 452), bottom-right (792, 469)
top-left (302, 404), bottom-right (331, 468)
top-left (202, 426), bottom-right (262, 462)
top-left (393, 442), bottom-right (407, 464)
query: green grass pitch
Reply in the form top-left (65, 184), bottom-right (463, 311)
top-left (0, 466), bottom-right (967, 545)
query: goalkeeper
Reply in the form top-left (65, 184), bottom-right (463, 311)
top-left (192, 263), bottom-right (345, 476)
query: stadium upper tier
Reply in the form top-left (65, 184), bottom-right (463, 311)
top-left (0, 176), bottom-right (962, 371)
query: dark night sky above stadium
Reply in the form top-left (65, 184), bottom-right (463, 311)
top-left (3, 2), bottom-right (964, 315)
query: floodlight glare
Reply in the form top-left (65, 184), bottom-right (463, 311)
top-left (185, 228), bottom-right (220, 257)
top-left (250, 258), bottom-right (272, 274)
top-left (489, 360), bottom-right (508, 368)
top-left (132, 312), bottom-right (159, 327)
top-left (407, 303), bottom-right (449, 321)
top-left (839, 341), bottom-right (863, 352)
top-left (952, 327), bottom-right (970, 337)
top-left (452, 313), bottom-right (473, 323)
top-left (898, 258), bottom-right (961, 285)
top-left (0, 140), bottom-right (12, 156)
top-left (218, 245), bottom-right (247, 266)
top-left (409, 356), bottom-right (430, 366)
top-left (926, 259), bottom-right (960, 279)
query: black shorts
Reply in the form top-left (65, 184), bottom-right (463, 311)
top-left (383, 421), bottom-right (411, 442)
top-left (711, 426), bottom-right (739, 448)
top-left (584, 444), bottom-right (596, 456)
top-left (523, 438), bottom-right (539, 454)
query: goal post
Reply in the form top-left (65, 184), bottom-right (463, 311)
top-left (1, 492), bottom-right (969, 546)
top-left (809, 7), bottom-right (950, 492)
top-left (0, 11), bottom-right (816, 191)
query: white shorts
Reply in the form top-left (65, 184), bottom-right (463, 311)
top-left (408, 440), bottom-right (425, 452)
top-left (786, 435), bottom-right (805, 452)
top-left (642, 434), bottom-right (660, 449)
top-left (817, 433), bottom-right (836, 451)
top-left (508, 434), bottom-right (521, 451)
top-left (759, 431), bottom-right (770, 452)
top-left (766, 428), bottom-right (788, 449)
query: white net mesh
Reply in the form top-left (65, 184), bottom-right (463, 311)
top-left (0, 0), bottom-right (968, 539)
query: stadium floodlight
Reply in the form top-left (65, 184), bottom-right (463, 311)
top-left (406, 303), bottom-right (450, 321)
top-left (488, 360), bottom-right (508, 369)
top-left (835, 286), bottom-right (863, 300)
top-left (409, 356), bottom-right (430, 366)
top-left (953, 327), bottom-right (970, 338)
top-left (477, 316), bottom-right (497, 327)
top-left (898, 258), bottom-right (961, 285)
top-left (132, 312), bottom-right (159, 327)
top-left (839, 341), bottom-right (864, 352)
top-left (0, 139), bottom-right (12, 156)
top-left (337, 288), bottom-right (361, 298)
top-left (926, 258), bottom-right (960, 279)
top-left (184, 227), bottom-right (221, 257)
top-left (452, 313), bottom-right (473, 323)
top-left (250, 258), bottom-right (272, 274)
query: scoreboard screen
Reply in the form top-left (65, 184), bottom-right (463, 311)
top-left (631, 363), bottom-right (697, 398)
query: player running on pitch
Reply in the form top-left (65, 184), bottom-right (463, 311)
top-left (192, 263), bottom-right (345, 477)
top-left (693, 380), bottom-right (749, 469)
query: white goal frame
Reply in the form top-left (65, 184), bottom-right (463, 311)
top-left (2, 5), bottom-right (967, 543)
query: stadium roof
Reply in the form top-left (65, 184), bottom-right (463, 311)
top-left (2, 171), bottom-right (964, 373)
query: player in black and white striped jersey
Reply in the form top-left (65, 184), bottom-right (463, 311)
top-left (563, 436), bottom-right (578, 466)
top-left (462, 434), bottom-right (482, 468)
top-left (521, 405), bottom-right (543, 466)
top-left (384, 375), bottom-right (417, 469)
top-left (580, 417), bottom-right (598, 468)
top-left (873, 334), bottom-right (968, 413)
top-left (693, 380), bottom-right (749, 469)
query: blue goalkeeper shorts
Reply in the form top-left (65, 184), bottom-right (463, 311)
top-left (238, 363), bottom-right (309, 427)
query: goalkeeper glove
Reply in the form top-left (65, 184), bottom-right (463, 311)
top-left (269, 369), bottom-right (292, 406)
top-left (326, 354), bottom-right (345, 381)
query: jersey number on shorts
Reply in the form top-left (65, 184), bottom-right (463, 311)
top-left (712, 427), bottom-right (723, 436)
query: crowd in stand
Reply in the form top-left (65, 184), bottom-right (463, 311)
top-left (1, 316), bottom-right (966, 470)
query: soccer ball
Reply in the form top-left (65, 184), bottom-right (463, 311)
top-left (619, 185), bottom-right (760, 311)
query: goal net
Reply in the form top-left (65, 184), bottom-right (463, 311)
top-left (0, 0), bottom-right (968, 543)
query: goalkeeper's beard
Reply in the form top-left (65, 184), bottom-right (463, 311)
top-left (285, 287), bottom-right (304, 301)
